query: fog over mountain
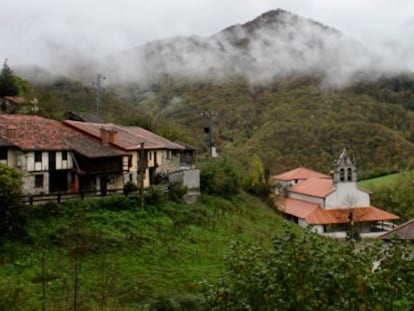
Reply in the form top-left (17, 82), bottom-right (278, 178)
top-left (15, 9), bottom-right (413, 87)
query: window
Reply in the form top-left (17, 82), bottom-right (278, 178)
top-left (34, 151), bottom-right (42, 163)
top-left (339, 168), bottom-right (345, 182)
top-left (35, 174), bottom-right (44, 188)
top-left (167, 150), bottom-right (172, 160)
top-left (148, 152), bottom-right (152, 161)
top-left (62, 151), bottom-right (68, 161)
top-left (347, 168), bottom-right (352, 181)
top-left (0, 148), bottom-right (7, 160)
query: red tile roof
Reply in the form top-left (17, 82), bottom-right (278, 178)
top-left (280, 198), bottom-right (320, 219)
top-left (0, 115), bottom-right (72, 150)
top-left (279, 198), bottom-right (399, 225)
top-left (0, 115), bottom-right (126, 158)
top-left (306, 207), bottom-right (399, 225)
top-left (63, 120), bottom-right (185, 151)
top-left (381, 218), bottom-right (414, 240)
top-left (272, 167), bottom-right (330, 181)
top-left (289, 177), bottom-right (335, 198)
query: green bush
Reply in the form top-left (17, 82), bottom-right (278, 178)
top-left (145, 185), bottom-right (167, 205)
top-left (200, 158), bottom-right (241, 196)
top-left (169, 183), bottom-right (188, 202)
top-left (0, 163), bottom-right (25, 240)
top-left (123, 181), bottom-right (138, 195)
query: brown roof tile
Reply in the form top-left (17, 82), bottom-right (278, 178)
top-left (64, 120), bottom-right (185, 151)
top-left (0, 115), bottom-right (126, 158)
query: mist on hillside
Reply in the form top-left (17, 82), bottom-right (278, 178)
top-left (14, 10), bottom-right (414, 88)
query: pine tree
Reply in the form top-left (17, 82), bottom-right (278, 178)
top-left (0, 59), bottom-right (19, 98)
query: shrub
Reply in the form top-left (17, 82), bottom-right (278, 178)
top-left (200, 158), bottom-right (241, 196)
top-left (123, 181), bottom-right (138, 195)
top-left (145, 185), bottom-right (167, 205)
top-left (169, 183), bottom-right (188, 202)
top-left (0, 163), bottom-right (25, 240)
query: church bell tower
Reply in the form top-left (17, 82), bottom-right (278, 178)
top-left (333, 149), bottom-right (357, 184)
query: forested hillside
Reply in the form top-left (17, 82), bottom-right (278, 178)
top-left (126, 74), bottom-right (414, 175)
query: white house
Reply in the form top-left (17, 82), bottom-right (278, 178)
top-left (272, 149), bottom-right (399, 238)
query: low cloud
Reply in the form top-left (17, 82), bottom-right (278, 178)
top-left (101, 10), bottom-right (412, 88)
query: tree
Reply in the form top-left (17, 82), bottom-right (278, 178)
top-left (0, 59), bottom-right (19, 98)
top-left (0, 163), bottom-right (24, 239)
top-left (202, 226), bottom-right (414, 310)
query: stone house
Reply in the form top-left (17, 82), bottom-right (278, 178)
top-left (63, 120), bottom-right (196, 188)
top-left (0, 115), bottom-right (128, 195)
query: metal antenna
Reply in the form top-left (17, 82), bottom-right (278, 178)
top-left (95, 73), bottom-right (105, 116)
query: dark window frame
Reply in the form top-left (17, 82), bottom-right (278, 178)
top-left (0, 148), bottom-right (7, 160)
top-left (34, 151), bottom-right (42, 163)
top-left (35, 174), bottom-right (44, 188)
top-left (62, 151), bottom-right (68, 161)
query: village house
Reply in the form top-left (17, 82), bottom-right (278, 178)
top-left (0, 115), bottom-right (128, 195)
top-left (1, 96), bottom-right (39, 114)
top-left (272, 149), bottom-right (399, 238)
top-left (63, 120), bottom-right (196, 188)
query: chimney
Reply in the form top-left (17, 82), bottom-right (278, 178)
top-left (100, 127), bottom-right (110, 145)
top-left (100, 127), bottom-right (117, 145)
top-left (109, 129), bottom-right (117, 144)
top-left (6, 126), bottom-right (17, 140)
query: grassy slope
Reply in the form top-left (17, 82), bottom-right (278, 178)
top-left (358, 172), bottom-right (402, 191)
top-left (0, 193), bottom-right (290, 310)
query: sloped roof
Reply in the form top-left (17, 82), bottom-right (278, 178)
top-left (381, 219), bottom-right (414, 240)
top-left (280, 198), bottom-right (320, 219)
top-left (272, 167), bottom-right (330, 181)
top-left (0, 115), bottom-right (126, 158)
top-left (0, 134), bottom-right (14, 147)
top-left (306, 206), bottom-right (399, 225)
top-left (289, 177), bottom-right (335, 198)
top-left (3, 96), bottom-right (26, 105)
top-left (278, 198), bottom-right (399, 225)
top-left (64, 120), bottom-right (185, 151)
top-left (65, 111), bottom-right (104, 123)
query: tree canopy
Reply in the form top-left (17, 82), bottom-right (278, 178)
top-left (0, 163), bottom-right (24, 238)
top-left (0, 59), bottom-right (19, 98)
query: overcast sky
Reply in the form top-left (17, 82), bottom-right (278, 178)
top-left (2, 0), bottom-right (413, 71)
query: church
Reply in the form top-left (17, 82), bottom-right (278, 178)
top-left (272, 149), bottom-right (399, 238)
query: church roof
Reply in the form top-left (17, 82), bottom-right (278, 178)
top-left (306, 206), bottom-right (399, 225)
top-left (272, 167), bottom-right (330, 182)
top-left (289, 177), bottom-right (335, 198)
top-left (278, 198), bottom-right (399, 225)
top-left (279, 198), bottom-right (320, 219)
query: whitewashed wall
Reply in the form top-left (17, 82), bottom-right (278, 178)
top-left (325, 183), bottom-right (370, 209)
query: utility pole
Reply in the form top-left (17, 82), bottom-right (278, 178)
top-left (95, 73), bottom-right (105, 117)
top-left (201, 110), bottom-right (218, 159)
top-left (138, 142), bottom-right (145, 209)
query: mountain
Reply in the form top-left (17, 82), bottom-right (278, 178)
top-left (105, 9), bottom-right (391, 87)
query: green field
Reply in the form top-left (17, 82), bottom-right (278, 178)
top-left (358, 172), bottom-right (402, 191)
top-left (0, 193), bottom-right (291, 310)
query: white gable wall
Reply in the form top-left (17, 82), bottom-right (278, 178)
top-left (325, 182), bottom-right (370, 209)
